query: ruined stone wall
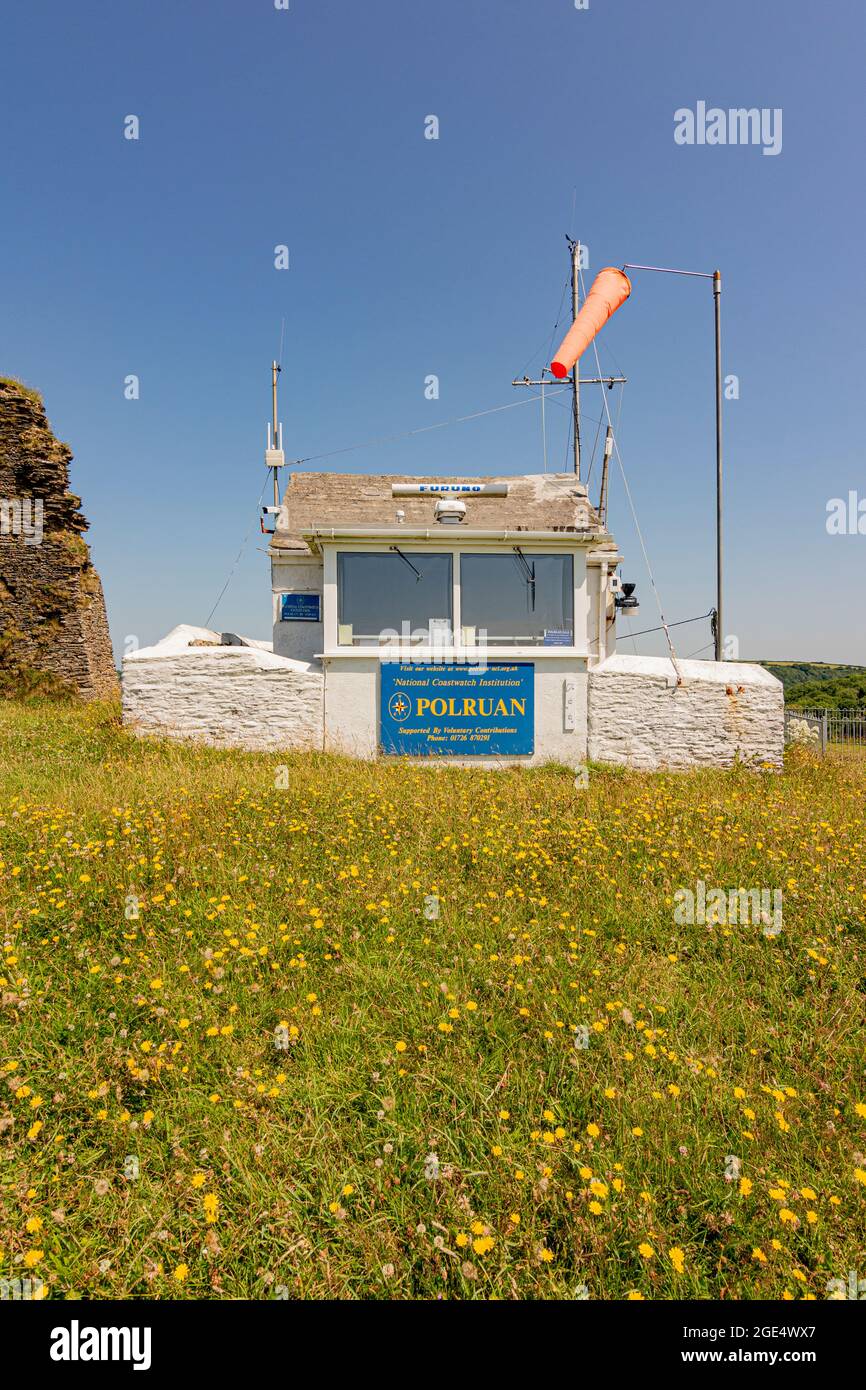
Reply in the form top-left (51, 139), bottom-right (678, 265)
top-left (0, 378), bottom-right (118, 700)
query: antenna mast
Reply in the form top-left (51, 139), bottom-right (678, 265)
top-left (510, 240), bottom-right (625, 492)
top-left (266, 360), bottom-right (285, 510)
top-left (598, 426), bottom-right (613, 527)
top-left (568, 236), bottom-right (581, 478)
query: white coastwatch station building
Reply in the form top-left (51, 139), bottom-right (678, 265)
top-left (123, 469), bottom-right (784, 769)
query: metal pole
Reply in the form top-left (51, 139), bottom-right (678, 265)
top-left (570, 239), bottom-right (581, 478)
top-left (599, 425), bottom-right (612, 527)
top-left (621, 262), bottom-right (724, 661)
top-left (713, 271), bottom-right (723, 661)
top-left (272, 360), bottom-right (281, 508)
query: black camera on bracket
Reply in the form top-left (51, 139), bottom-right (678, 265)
top-left (614, 581), bottom-right (639, 615)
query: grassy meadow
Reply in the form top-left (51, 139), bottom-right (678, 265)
top-left (0, 699), bottom-right (864, 1301)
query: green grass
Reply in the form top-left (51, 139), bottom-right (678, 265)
top-left (1, 700), bottom-right (864, 1300)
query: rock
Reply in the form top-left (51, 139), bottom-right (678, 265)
top-left (0, 378), bottom-right (117, 700)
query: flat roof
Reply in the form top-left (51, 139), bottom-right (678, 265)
top-left (271, 472), bottom-right (610, 555)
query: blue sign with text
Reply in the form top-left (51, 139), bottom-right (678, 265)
top-left (280, 593), bottom-right (321, 622)
top-left (380, 663), bottom-right (534, 757)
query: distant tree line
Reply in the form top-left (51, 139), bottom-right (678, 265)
top-left (758, 662), bottom-right (866, 709)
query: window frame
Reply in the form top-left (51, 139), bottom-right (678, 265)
top-left (335, 548), bottom-right (454, 648)
top-left (324, 542), bottom-right (586, 658)
top-left (458, 550), bottom-right (575, 648)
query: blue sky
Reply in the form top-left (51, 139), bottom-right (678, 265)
top-left (2, 0), bottom-right (864, 662)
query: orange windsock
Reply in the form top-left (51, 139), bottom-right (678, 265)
top-left (549, 267), bottom-right (632, 378)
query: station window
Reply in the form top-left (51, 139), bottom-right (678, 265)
top-left (459, 552), bottom-right (573, 646)
top-left (337, 551), bottom-right (453, 646)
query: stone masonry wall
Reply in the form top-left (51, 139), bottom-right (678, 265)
top-left (123, 643), bottom-right (324, 752)
top-left (0, 378), bottom-right (118, 699)
top-left (588, 654), bottom-right (784, 769)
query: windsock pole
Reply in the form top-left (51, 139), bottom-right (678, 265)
top-left (622, 262), bottom-right (724, 660)
top-left (569, 238), bottom-right (581, 478)
top-left (713, 271), bottom-right (723, 662)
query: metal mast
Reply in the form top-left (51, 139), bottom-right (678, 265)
top-left (622, 262), bottom-right (725, 660)
top-left (271, 360), bottom-right (282, 508)
top-left (568, 237), bottom-right (581, 478)
top-left (713, 271), bottom-right (723, 661)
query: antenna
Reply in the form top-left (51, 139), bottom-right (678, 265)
top-left (265, 359), bottom-right (285, 510)
top-left (567, 235), bottom-right (581, 478)
top-left (511, 237), bottom-right (626, 477)
top-left (598, 426), bottom-right (613, 527)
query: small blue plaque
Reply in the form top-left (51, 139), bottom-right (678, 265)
top-left (543, 629), bottom-right (572, 646)
top-left (280, 593), bottom-right (321, 622)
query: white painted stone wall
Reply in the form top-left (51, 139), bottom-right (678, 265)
top-left (588, 654), bottom-right (784, 769)
top-left (123, 626), bottom-right (324, 752)
top-left (122, 628), bottom-right (784, 770)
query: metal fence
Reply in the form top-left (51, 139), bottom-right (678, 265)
top-left (785, 707), bottom-right (866, 750)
